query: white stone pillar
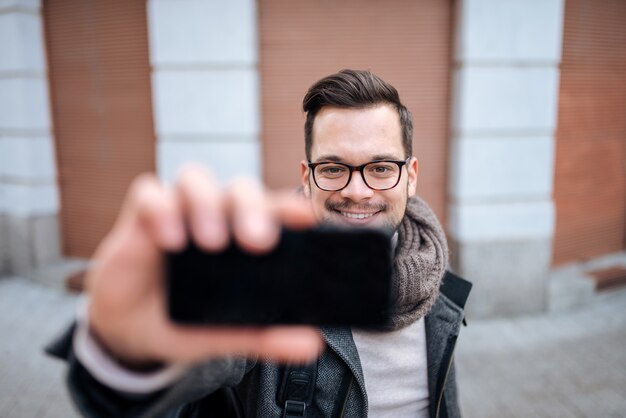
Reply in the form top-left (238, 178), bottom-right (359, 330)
top-left (0, 0), bottom-right (60, 276)
top-left (448, 0), bottom-right (565, 317)
top-left (147, 0), bottom-right (260, 184)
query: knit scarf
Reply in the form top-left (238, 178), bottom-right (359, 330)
top-left (384, 196), bottom-right (449, 331)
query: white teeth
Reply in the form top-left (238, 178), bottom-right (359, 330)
top-left (341, 212), bottom-right (374, 219)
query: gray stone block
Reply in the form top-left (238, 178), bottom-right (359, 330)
top-left (31, 257), bottom-right (89, 290)
top-left (547, 266), bottom-right (595, 312)
top-left (6, 215), bottom-right (32, 275)
top-left (5, 213), bottom-right (61, 276)
top-left (0, 215), bottom-right (8, 277)
top-left (31, 213), bottom-right (61, 266)
top-left (0, 214), bottom-right (10, 278)
top-left (584, 251), bottom-right (626, 270)
top-left (450, 238), bottom-right (551, 318)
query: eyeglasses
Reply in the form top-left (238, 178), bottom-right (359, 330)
top-left (308, 158), bottom-right (410, 191)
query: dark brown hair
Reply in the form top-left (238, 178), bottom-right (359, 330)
top-left (302, 69), bottom-right (413, 160)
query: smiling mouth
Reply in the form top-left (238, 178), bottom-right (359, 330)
top-left (326, 201), bottom-right (386, 222)
top-left (337, 211), bottom-right (379, 219)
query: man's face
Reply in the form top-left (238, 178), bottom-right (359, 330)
top-left (301, 104), bottom-right (418, 232)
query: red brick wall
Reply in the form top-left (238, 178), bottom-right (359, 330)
top-left (258, 0), bottom-right (454, 222)
top-left (44, 0), bottom-right (155, 258)
top-left (553, 0), bottom-right (626, 265)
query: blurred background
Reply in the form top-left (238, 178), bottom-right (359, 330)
top-left (0, 0), bottom-right (625, 417)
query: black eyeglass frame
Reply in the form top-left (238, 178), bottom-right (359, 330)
top-left (307, 158), bottom-right (411, 191)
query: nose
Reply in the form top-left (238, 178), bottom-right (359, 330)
top-left (340, 170), bottom-right (374, 202)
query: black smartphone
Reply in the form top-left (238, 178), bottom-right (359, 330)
top-left (166, 228), bottom-right (393, 327)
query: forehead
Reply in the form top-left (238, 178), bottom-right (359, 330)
top-left (310, 104), bottom-right (404, 162)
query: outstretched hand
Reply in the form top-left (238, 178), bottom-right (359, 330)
top-left (86, 165), bottom-right (324, 367)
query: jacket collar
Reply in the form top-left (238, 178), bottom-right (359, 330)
top-left (425, 271), bottom-right (472, 417)
top-left (320, 326), bottom-right (367, 407)
top-left (321, 271), bottom-right (471, 415)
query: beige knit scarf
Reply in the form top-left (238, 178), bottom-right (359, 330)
top-left (384, 196), bottom-right (449, 330)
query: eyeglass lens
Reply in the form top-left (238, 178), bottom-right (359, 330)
top-left (313, 162), bottom-right (401, 191)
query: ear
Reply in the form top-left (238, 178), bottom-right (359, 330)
top-left (300, 160), bottom-right (311, 197)
top-left (407, 157), bottom-right (418, 197)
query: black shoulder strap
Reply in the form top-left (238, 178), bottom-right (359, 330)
top-left (440, 270), bottom-right (472, 310)
top-left (277, 362), bottom-right (318, 418)
top-left (440, 270), bottom-right (473, 326)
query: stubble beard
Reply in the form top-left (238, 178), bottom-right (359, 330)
top-left (322, 198), bottom-right (407, 234)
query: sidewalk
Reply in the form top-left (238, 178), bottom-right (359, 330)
top-left (456, 287), bottom-right (626, 418)
top-left (0, 276), bottom-right (625, 417)
top-left (0, 277), bottom-right (80, 418)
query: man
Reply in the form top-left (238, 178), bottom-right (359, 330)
top-left (48, 69), bottom-right (471, 418)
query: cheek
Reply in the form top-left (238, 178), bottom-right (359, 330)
top-left (386, 189), bottom-right (409, 215)
top-left (310, 190), bottom-right (330, 215)
top-left (386, 187), bottom-right (406, 205)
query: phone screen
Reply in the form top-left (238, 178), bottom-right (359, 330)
top-left (166, 228), bottom-right (393, 327)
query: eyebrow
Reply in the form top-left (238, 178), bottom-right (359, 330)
top-left (313, 154), bottom-right (346, 163)
top-left (313, 154), bottom-right (405, 163)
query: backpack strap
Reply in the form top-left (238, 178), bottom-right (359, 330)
top-left (440, 270), bottom-right (472, 310)
top-left (277, 362), bottom-right (317, 418)
top-left (440, 270), bottom-right (473, 326)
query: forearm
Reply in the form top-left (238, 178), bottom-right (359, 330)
top-left (45, 303), bottom-right (249, 418)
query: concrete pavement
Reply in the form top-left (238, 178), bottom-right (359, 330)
top-left (0, 276), bottom-right (625, 417)
top-left (0, 277), bottom-right (80, 418)
top-left (456, 287), bottom-right (626, 418)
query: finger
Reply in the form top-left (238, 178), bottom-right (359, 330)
top-left (227, 178), bottom-right (280, 254)
top-left (176, 165), bottom-right (228, 251)
top-left (268, 190), bottom-right (317, 230)
top-left (160, 326), bottom-right (324, 364)
top-left (121, 174), bottom-right (185, 251)
top-left (253, 327), bottom-right (325, 363)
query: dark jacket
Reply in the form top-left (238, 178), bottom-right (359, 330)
top-left (47, 271), bottom-right (471, 418)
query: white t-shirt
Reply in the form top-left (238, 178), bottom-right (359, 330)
top-left (352, 317), bottom-right (430, 418)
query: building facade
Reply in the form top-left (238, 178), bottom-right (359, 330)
top-left (1, 0), bottom-right (624, 317)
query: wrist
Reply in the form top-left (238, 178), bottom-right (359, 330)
top-left (74, 297), bottom-right (189, 393)
top-left (86, 300), bottom-right (167, 372)
top-left (87, 323), bottom-right (165, 373)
